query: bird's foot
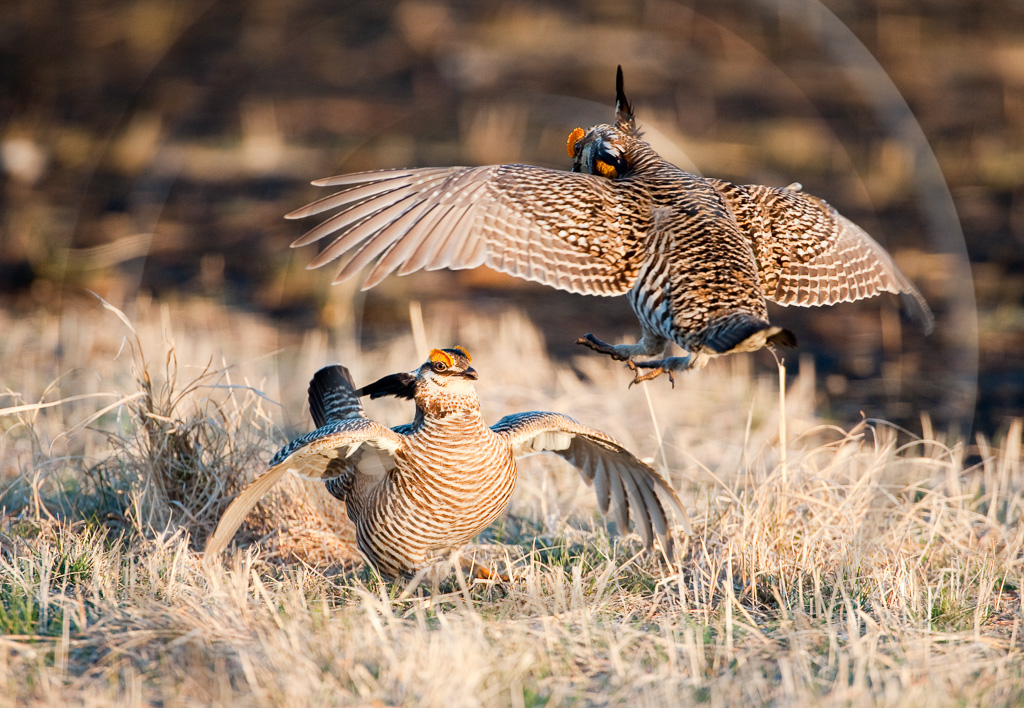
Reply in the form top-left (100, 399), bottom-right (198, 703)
top-left (575, 333), bottom-right (631, 362)
top-left (627, 353), bottom-right (707, 387)
top-left (627, 360), bottom-right (675, 387)
top-left (470, 564), bottom-right (511, 583)
top-left (456, 552), bottom-right (513, 584)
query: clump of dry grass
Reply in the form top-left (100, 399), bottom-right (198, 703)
top-left (1, 297), bottom-right (1022, 707)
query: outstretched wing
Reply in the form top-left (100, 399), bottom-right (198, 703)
top-left (204, 415), bottom-right (406, 560)
top-left (267, 418), bottom-right (404, 481)
top-left (286, 165), bottom-right (644, 296)
top-left (203, 463), bottom-right (290, 562)
top-left (491, 411), bottom-right (690, 557)
top-left (714, 181), bottom-right (934, 333)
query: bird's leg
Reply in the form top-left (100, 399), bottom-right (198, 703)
top-left (469, 563), bottom-right (511, 583)
top-left (576, 333), bottom-right (633, 361)
top-left (629, 351), bottom-right (711, 386)
top-left (456, 551), bottom-right (511, 583)
top-left (627, 360), bottom-right (674, 386)
top-left (576, 331), bottom-right (667, 363)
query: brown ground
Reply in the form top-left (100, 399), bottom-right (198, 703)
top-left (2, 0), bottom-right (1022, 434)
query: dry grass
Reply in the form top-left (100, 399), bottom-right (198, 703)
top-left (1, 295), bottom-right (1022, 707)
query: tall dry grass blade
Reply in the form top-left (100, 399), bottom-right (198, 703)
top-left (54, 392), bottom-right (148, 445)
top-left (409, 300), bottom-right (427, 354)
top-left (87, 289), bottom-right (137, 335)
top-left (778, 358), bottom-right (788, 486)
top-left (640, 380), bottom-right (669, 475)
top-left (204, 465), bottom-right (289, 560)
top-left (0, 392), bottom-right (141, 419)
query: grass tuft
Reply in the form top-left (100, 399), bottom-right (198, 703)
top-left (0, 297), bottom-right (1022, 706)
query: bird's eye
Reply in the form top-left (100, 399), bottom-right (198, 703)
top-left (432, 361), bottom-right (448, 373)
top-left (566, 127), bottom-right (585, 158)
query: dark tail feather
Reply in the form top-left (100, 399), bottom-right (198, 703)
top-left (768, 328), bottom-right (798, 348)
top-left (705, 315), bottom-right (797, 354)
top-left (615, 65), bottom-right (637, 135)
top-left (357, 372), bottom-right (417, 400)
top-left (308, 365), bottom-right (364, 427)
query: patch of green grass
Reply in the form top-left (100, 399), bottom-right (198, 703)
top-left (0, 582), bottom-right (53, 636)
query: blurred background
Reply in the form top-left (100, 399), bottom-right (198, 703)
top-left (1, 0), bottom-right (1020, 437)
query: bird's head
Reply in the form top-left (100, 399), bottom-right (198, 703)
top-left (356, 346), bottom-right (477, 405)
top-left (566, 65), bottom-right (642, 179)
top-left (416, 346), bottom-right (478, 397)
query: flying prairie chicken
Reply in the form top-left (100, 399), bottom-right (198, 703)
top-left (286, 67), bottom-right (932, 384)
top-left (205, 347), bottom-right (688, 579)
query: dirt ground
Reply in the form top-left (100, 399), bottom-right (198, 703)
top-left (2, 0), bottom-right (1022, 434)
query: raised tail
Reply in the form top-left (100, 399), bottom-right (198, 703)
top-left (308, 365), bottom-right (365, 426)
top-left (704, 314), bottom-right (798, 355)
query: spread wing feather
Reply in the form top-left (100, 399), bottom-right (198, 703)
top-left (203, 464), bottom-right (289, 561)
top-left (714, 181), bottom-right (934, 333)
top-left (286, 165), bottom-right (642, 296)
top-left (492, 411), bottom-right (690, 556)
top-left (205, 415), bottom-right (406, 560)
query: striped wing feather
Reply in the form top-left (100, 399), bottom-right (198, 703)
top-left (716, 181), bottom-right (934, 332)
top-left (286, 165), bottom-right (641, 296)
top-left (204, 419), bottom-right (406, 560)
top-left (492, 411), bottom-right (690, 556)
top-left (203, 464), bottom-right (289, 561)
top-left (271, 419), bottom-right (404, 480)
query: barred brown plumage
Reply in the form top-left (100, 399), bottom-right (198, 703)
top-left (204, 348), bottom-right (689, 579)
top-left (286, 67), bottom-right (933, 384)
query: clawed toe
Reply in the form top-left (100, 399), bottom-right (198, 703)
top-left (458, 553), bottom-right (513, 583)
top-left (472, 565), bottom-right (511, 583)
top-left (627, 360), bottom-right (675, 387)
top-left (577, 333), bottom-right (683, 386)
top-left (575, 333), bottom-right (603, 350)
top-left (575, 333), bottom-right (629, 362)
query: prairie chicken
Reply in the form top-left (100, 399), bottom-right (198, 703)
top-left (286, 67), bottom-right (932, 384)
top-left (205, 347), bottom-right (688, 579)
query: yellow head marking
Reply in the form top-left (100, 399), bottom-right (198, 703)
top-left (428, 349), bottom-right (454, 368)
top-left (452, 345), bottom-right (471, 362)
top-left (566, 127), bottom-right (585, 157)
top-left (595, 159), bottom-right (618, 178)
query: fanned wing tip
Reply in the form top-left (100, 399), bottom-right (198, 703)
top-left (618, 458), bottom-right (691, 559)
top-left (902, 290), bottom-right (935, 336)
top-left (617, 467), bottom-right (654, 549)
top-left (203, 465), bottom-right (289, 561)
top-left (523, 419), bottom-right (690, 559)
top-left (311, 168), bottom-right (421, 187)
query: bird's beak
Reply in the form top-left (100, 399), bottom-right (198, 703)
top-left (463, 367), bottom-right (478, 380)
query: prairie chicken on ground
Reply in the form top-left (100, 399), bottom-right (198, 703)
top-left (286, 67), bottom-right (932, 384)
top-left (205, 347), bottom-right (688, 579)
